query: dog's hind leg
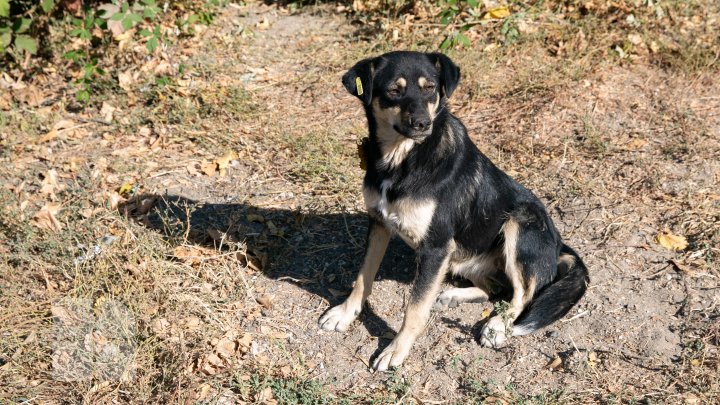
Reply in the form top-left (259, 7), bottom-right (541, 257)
top-left (433, 287), bottom-right (489, 310)
top-left (480, 217), bottom-right (539, 348)
top-left (373, 241), bottom-right (454, 371)
top-left (319, 219), bottom-right (390, 332)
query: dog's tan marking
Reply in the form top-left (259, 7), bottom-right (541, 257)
top-left (386, 198), bottom-right (436, 248)
top-left (373, 242), bottom-right (455, 371)
top-left (395, 77), bottom-right (406, 88)
top-left (318, 223), bottom-right (390, 332)
top-left (558, 253), bottom-right (576, 273)
top-left (502, 219), bottom-right (531, 318)
top-left (371, 99), bottom-right (415, 169)
top-left (364, 184), bottom-right (436, 248)
top-left (449, 249), bottom-right (501, 287)
top-left (428, 92), bottom-right (440, 118)
top-left (418, 76), bottom-right (427, 87)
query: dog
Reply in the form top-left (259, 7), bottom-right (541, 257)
top-left (319, 51), bottom-right (589, 372)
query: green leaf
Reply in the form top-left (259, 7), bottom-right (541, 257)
top-left (0, 31), bottom-right (11, 51)
top-left (0, 0), bottom-right (9, 18)
top-left (143, 7), bottom-right (157, 19)
top-left (63, 50), bottom-right (80, 61)
top-left (146, 36), bottom-right (158, 52)
top-left (121, 2), bottom-right (129, 13)
top-left (111, 12), bottom-right (125, 21)
top-left (467, 0), bottom-right (478, 7)
top-left (142, 0), bottom-right (156, 5)
top-left (440, 36), bottom-right (452, 50)
top-left (69, 28), bottom-right (84, 37)
top-left (14, 35), bottom-right (38, 54)
top-left (12, 18), bottom-right (32, 34)
top-left (40, 0), bottom-right (55, 14)
top-left (76, 89), bottom-right (90, 103)
top-left (121, 18), bottom-right (133, 30)
top-left (139, 28), bottom-right (152, 37)
top-left (457, 33), bottom-right (471, 47)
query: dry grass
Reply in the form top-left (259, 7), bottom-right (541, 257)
top-left (1, 0), bottom-right (719, 403)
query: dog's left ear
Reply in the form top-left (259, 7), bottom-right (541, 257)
top-left (342, 57), bottom-right (376, 106)
top-left (429, 53), bottom-right (461, 98)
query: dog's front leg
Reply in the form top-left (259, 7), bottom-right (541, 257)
top-left (319, 219), bottom-right (390, 332)
top-left (372, 242), bottom-right (453, 371)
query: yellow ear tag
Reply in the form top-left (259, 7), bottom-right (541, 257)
top-left (355, 77), bottom-right (364, 96)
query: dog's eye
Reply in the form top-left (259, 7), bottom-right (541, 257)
top-left (424, 83), bottom-right (436, 92)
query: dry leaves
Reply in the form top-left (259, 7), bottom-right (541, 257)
top-left (32, 203), bottom-right (62, 232)
top-left (196, 333), bottom-right (253, 376)
top-left (483, 6), bottom-right (511, 20)
top-left (39, 119), bottom-right (78, 143)
top-left (657, 230), bottom-right (688, 251)
top-left (256, 294), bottom-right (273, 310)
top-left (544, 356), bottom-right (563, 371)
top-left (199, 150), bottom-right (238, 177)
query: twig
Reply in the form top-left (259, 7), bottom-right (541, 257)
top-left (562, 310), bottom-right (589, 323)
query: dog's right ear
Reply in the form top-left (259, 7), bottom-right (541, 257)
top-left (342, 57), bottom-right (375, 106)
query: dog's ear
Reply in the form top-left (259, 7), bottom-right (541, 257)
top-left (342, 57), bottom-right (376, 106)
top-left (429, 53), bottom-right (461, 98)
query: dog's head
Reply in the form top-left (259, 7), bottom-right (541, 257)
top-left (342, 51), bottom-right (460, 141)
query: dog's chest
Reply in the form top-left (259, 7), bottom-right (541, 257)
top-left (363, 180), bottom-right (436, 248)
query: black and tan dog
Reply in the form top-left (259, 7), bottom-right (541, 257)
top-left (319, 51), bottom-right (589, 372)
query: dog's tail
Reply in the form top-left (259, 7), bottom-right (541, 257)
top-left (512, 244), bottom-right (589, 336)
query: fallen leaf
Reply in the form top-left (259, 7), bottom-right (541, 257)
top-left (105, 191), bottom-right (124, 210)
top-left (669, 259), bottom-right (696, 276)
top-left (118, 183), bottom-right (133, 195)
top-left (256, 294), bottom-right (273, 310)
top-left (484, 396), bottom-right (508, 405)
top-left (216, 150), bottom-right (238, 177)
top-left (40, 169), bottom-right (60, 196)
top-left (196, 383), bottom-right (212, 401)
top-left (32, 203), bottom-right (62, 232)
top-left (100, 102), bottom-right (116, 122)
top-left (657, 230), bottom-right (688, 251)
top-left (118, 70), bottom-right (136, 91)
top-left (238, 333), bottom-right (253, 350)
top-left (483, 6), bottom-right (511, 20)
top-left (201, 161), bottom-right (217, 177)
top-left (256, 387), bottom-right (276, 405)
top-left (587, 351), bottom-right (598, 368)
top-left (12, 84), bottom-right (44, 106)
top-left (215, 337), bottom-right (238, 359)
top-left (256, 16), bottom-right (270, 30)
top-left (544, 356), bottom-right (563, 371)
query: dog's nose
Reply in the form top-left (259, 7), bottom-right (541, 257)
top-left (410, 117), bottom-right (431, 132)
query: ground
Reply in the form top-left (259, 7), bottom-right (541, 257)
top-left (1, 1), bottom-right (719, 404)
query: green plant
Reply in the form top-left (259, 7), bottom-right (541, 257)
top-left (438, 0), bottom-right (480, 49)
top-left (0, 0), bottom-right (55, 57)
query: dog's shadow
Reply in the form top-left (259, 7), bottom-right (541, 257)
top-left (120, 193), bottom-right (417, 348)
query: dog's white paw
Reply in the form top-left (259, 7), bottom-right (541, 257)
top-left (372, 337), bottom-right (411, 372)
top-left (319, 302), bottom-right (360, 332)
top-left (433, 288), bottom-right (488, 311)
top-left (480, 316), bottom-right (510, 348)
